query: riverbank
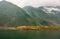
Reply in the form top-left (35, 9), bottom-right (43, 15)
top-left (0, 26), bottom-right (60, 31)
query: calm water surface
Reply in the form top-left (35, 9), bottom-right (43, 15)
top-left (0, 30), bottom-right (60, 39)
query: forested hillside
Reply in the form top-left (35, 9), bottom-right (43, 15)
top-left (0, 0), bottom-right (60, 26)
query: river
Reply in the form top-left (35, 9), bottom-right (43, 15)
top-left (0, 30), bottom-right (60, 39)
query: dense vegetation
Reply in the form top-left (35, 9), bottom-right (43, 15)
top-left (0, 1), bottom-right (60, 27)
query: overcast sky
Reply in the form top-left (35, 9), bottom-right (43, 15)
top-left (0, 0), bottom-right (60, 7)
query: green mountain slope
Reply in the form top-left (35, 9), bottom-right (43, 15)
top-left (0, 1), bottom-right (30, 26)
top-left (0, 1), bottom-right (60, 26)
top-left (23, 6), bottom-right (52, 26)
top-left (0, 1), bottom-right (38, 26)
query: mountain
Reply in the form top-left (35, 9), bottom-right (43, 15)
top-left (0, 0), bottom-right (60, 26)
top-left (0, 0), bottom-right (40, 26)
top-left (40, 6), bottom-right (60, 26)
top-left (0, 1), bottom-right (32, 26)
top-left (0, 0), bottom-right (17, 26)
top-left (23, 6), bottom-right (52, 26)
top-left (23, 6), bottom-right (60, 26)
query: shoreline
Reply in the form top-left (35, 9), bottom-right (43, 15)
top-left (0, 26), bottom-right (60, 30)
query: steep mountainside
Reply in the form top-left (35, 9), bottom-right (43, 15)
top-left (23, 6), bottom-right (60, 26)
top-left (0, 1), bottom-right (32, 26)
top-left (0, 0), bottom-right (60, 26)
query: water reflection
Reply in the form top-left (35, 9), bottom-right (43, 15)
top-left (0, 30), bottom-right (60, 39)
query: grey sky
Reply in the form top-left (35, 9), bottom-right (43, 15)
top-left (0, 0), bottom-right (60, 7)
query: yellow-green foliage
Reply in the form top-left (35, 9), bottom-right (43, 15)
top-left (6, 26), bottom-right (60, 30)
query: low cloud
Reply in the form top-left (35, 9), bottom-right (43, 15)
top-left (6, 0), bottom-right (60, 7)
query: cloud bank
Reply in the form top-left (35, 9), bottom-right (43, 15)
top-left (0, 0), bottom-right (60, 7)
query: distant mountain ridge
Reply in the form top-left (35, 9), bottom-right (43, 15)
top-left (23, 6), bottom-right (60, 26)
top-left (0, 0), bottom-right (60, 26)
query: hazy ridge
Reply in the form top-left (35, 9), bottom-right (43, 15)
top-left (0, 1), bottom-right (60, 26)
